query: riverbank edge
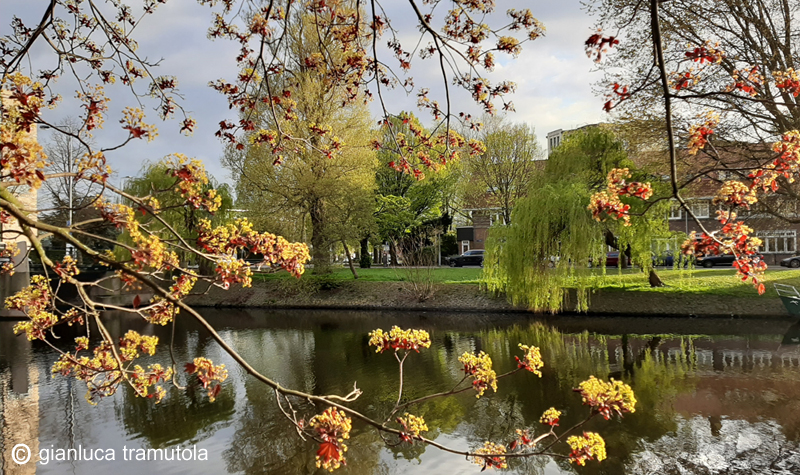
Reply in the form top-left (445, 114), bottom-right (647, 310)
top-left (183, 280), bottom-right (791, 319)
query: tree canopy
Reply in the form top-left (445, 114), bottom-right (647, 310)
top-left (459, 116), bottom-right (542, 225)
top-left (482, 126), bottom-right (670, 312)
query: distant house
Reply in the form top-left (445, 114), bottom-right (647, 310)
top-left (635, 143), bottom-right (800, 265)
top-left (546, 124), bottom-right (602, 157)
top-left (454, 208), bottom-right (506, 253)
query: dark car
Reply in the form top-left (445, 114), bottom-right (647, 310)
top-left (696, 253), bottom-right (736, 268)
top-left (781, 255), bottom-right (800, 268)
top-left (448, 249), bottom-right (484, 267)
top-left (652, 251), bottom-right (674, 267)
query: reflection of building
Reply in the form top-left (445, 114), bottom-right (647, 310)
top-left (1, 331), bottom-right (39, 475)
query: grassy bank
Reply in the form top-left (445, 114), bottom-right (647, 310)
top-left (592, 267), bottom-right (800, 298)
top-left (253, 265), bottom-right (800, 299)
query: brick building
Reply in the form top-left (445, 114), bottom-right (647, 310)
top-left (638, 143), bottom-right (800, 265)
top-left (1, 90), bottom-right (39, 269)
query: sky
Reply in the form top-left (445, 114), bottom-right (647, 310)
top-left (4, 0), bottom-right (609, 188)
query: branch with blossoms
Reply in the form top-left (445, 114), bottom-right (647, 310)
top-left (588, 167), bottom-right (653, 226)
top-left (584, 0), bottom-right (800, 295)
top-left (266, 325), bottom-right (638, 471)
top-left (1, 0), bottom-right (641, 470)
top-left (3, 71), bottom-right (636, 473)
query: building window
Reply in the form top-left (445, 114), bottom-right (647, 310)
top-left (757, 230), bottom-right (796, 253)
top-left (669, 202), bottom-right (682, 220)
top-left (489, 212), bottom-right (506, 226)
top-left (461, 240), bottom-right (470, 254)
top-left (718, 170), bottom-right (734, 181)
top-left (688, 200), bottom-right (710, 219)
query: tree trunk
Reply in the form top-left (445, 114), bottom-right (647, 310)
top-left (342, 239), bottom-right (358, 279)
top-left (648, 269), bottom-right (665, 287)
top-left (359, 237), bottom-right (371, 268)
top-left (389, 241), bottom-right (398, 266)
top-left (309, 198), bottom-right (330, 274)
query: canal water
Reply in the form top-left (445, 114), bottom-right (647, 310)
top-left (2, 309), bottom-right (800, 474)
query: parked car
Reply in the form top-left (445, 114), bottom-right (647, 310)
top-left (695, 253), bottom-right (736, 268)
top-left (781, 255), bottom-right (800, 268)
top-left (652, 250), bottom-right (693, 267)
top-left (448, 249), bottom-right (484, 267)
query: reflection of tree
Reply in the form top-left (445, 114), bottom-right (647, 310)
top-left (30, 311), bottom-right (789, 474)
top-left (472, 324), bottom-right (699, 474)
top-left (116, 383), bottom-right (235, 448)
top-left (219, 321), bottom-right (708, 474)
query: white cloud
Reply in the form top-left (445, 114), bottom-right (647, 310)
top-left (5, 1), bottom-right (612, 186)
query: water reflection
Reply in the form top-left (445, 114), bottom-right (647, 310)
top-left (1, 310), bottom-right (800, 474)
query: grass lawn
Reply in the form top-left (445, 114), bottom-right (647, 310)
top-left (252, 265), bottom-right (800, 298)
top-left (591, 267), bottom-right (800, 298)
top-left (252, 266), bottom-right (483, 284)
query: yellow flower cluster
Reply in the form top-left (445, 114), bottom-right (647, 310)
top-left (120, 106), bottom-right (158, 142)
top-left (398, 413), bottom-right (428, 439)
top-left (197, 218), bottom-right (310, 283)
top-left (51, 340), bottom-right (124, 405)
top-left (516, 343), bottom-right (544, 376)
top-left (577, 376), bottom-right (637, 419)
top-left (471, 441), bottom-right (507, 470)
top-left (687, 111), bottom-right (719, 155)
top-left (119, 330), bottom-right (159, 361)
top-left (567, 432), bottom-right (607, 466)
top-left (459, 351), bottom-right (497, 398)
top-left (368, 326), bottom-right (431, 353)
top-left (539, 407), bottom-right (561, 426)
top-left (131, 363), bottom-right (173, 403)
top-left (9, 275), bottom-right (58, 341)
top-left (186, 357), bottom-right (228, 402)
top-left (309, 407), bottom-right (352, 472)
top-left (714, 180), bottom-right (758, 208)
top-left (165, 154), bottom-right (222, 212)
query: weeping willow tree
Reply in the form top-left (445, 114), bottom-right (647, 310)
top-left (482, 126), bottom-right (670, 312)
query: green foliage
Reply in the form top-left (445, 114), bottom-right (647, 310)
top-left (482, 126), bottom-right (670, 312)
top-left (374, 113), bottom-right (457, 243)
top-left (225, 9), bottom-right (377, 272)
top-left (118, 159), bottom-right (233, 265)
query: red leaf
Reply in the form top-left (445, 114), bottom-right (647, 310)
top-left (210, 383), bottom-right (222, 399)
top-left (317, 442), bottom-right (340, 462)
top-left (184, 363), bottom-right (196, 373)
top-left (757, 283), bottom-right (766, 295)
top-left (133, 294), bottom-right (141, 309)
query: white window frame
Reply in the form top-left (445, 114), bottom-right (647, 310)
top-left (689, 200), bottom-right (710, 219)
top-left (757, 230), bottom-right (796, 254)
top-left (669, 202), bottom-right (682, 220)
top-left (461, 240), bottom-right (470, 254)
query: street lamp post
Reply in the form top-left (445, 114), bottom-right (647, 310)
top-left (65, 135), bottom-right (75, 258)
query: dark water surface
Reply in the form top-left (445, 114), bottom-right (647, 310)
top-left (3, 309), bottom-right (800, 474)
